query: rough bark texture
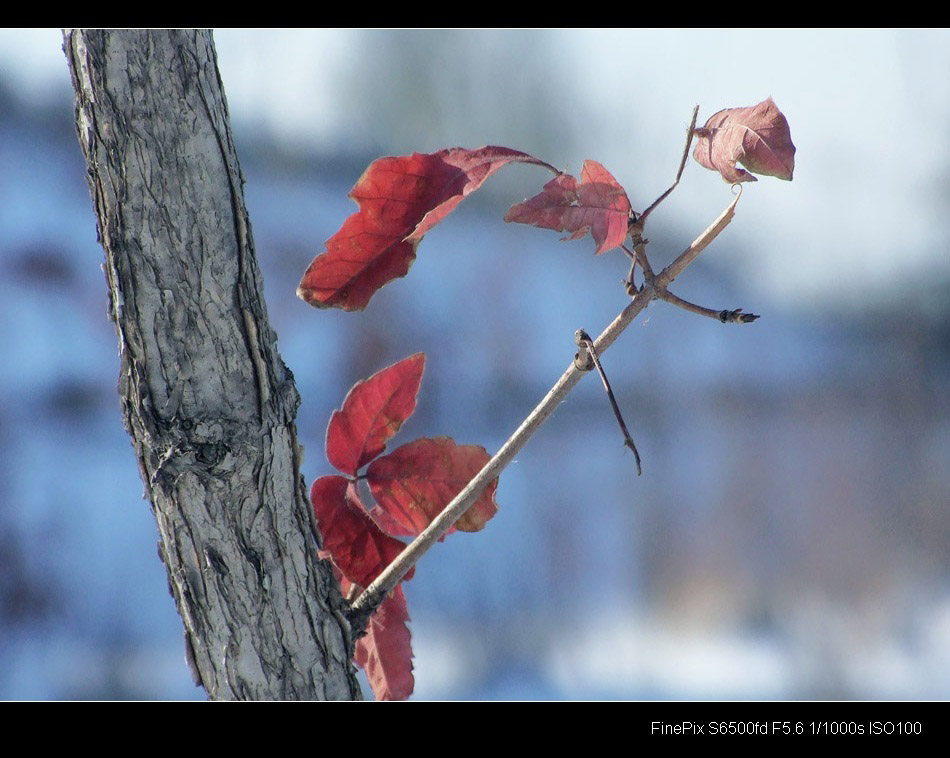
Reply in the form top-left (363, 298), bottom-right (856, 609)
top-left (63, 29), bottom-right (362, 700)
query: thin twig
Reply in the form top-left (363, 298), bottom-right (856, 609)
top-left (638, 105), bottom-right (700, 224)
top-left (657, 290), bottom-right (760, 323)
top-left (622, 105), bottom-right (698, 295)
top-left (655, 186), bottom-right (742, 289)
top-left (575, 329), bottom-right (642, 475)
top-left (623, 227), bottom-right (654, 295)
top-left (620, 244), bottom-right (640, 294)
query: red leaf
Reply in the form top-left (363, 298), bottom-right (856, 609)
top-left (366, 501), bottom-right (418, 540)
top-left (693, 98), bottom-right (796, 183)
top-left (310, 476), bottom-right (413, 587)
top-left (364, 499), bottom-right (453, 544)
top-left (353, 584), bottom-right (414, 701)
top-left (297, 146), bottom-right (558, 311)
top-left (327, 353), bottom-right (425, 475)
top-left (504, 159), bottom-right (632, 254)
top-left (367, 437), bottom-right (499, 534)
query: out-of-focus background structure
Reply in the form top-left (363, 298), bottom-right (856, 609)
top-left (1, 29), bottom-right (948, 699)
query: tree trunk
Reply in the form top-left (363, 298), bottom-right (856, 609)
top-left (63, 29), bottom-right (362, 700)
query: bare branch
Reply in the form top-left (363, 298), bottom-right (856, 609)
top-left (638, 105), bottom-right (700, 223)
top-left (655, 186), bottom-right (742, 289)
top-left (623, 105), bottom-right (698, 293)
top-left (658, 290), bottom-right (760, 323)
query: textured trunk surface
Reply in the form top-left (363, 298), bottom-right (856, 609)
top-left (63, 29), bottom-right (362, 700)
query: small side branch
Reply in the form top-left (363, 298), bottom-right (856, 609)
top-left (656, 186), bottom-right (742, 289)
top-left (638, 105), bottom-right (700, 224)
top-left (575, 329), bottom-right (642, 475)
top-left (622, 237), bottom-right (654, 295)
top-left (657, 290), bottom-right (760, 323)
top-left (624, 105), bottom-right (698, 293)
top-left (623, 222), bottom-right (655, 295)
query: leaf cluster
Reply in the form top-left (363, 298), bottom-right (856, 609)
top-left (312, 354), bottom-right (497, 699)
top-left (301, 99), bottom-right (796, 699)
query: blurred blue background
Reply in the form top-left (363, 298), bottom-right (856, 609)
top-left (0, 29), bottom-right (948, 700)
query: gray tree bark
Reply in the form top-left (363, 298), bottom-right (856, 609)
top-left (63, 29), bottom-right (362, 700)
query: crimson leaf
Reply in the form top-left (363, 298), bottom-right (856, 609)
top-left (367, 436), bottom-right (499, 534)
top-left (326, 353), bottom-right (425, 475)
top-left (312, 354), bottom-right (504, 701)
top-left (297, 146), bottom-right (558, 311)
top-left (310, 476), bottom-right (413, 587)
